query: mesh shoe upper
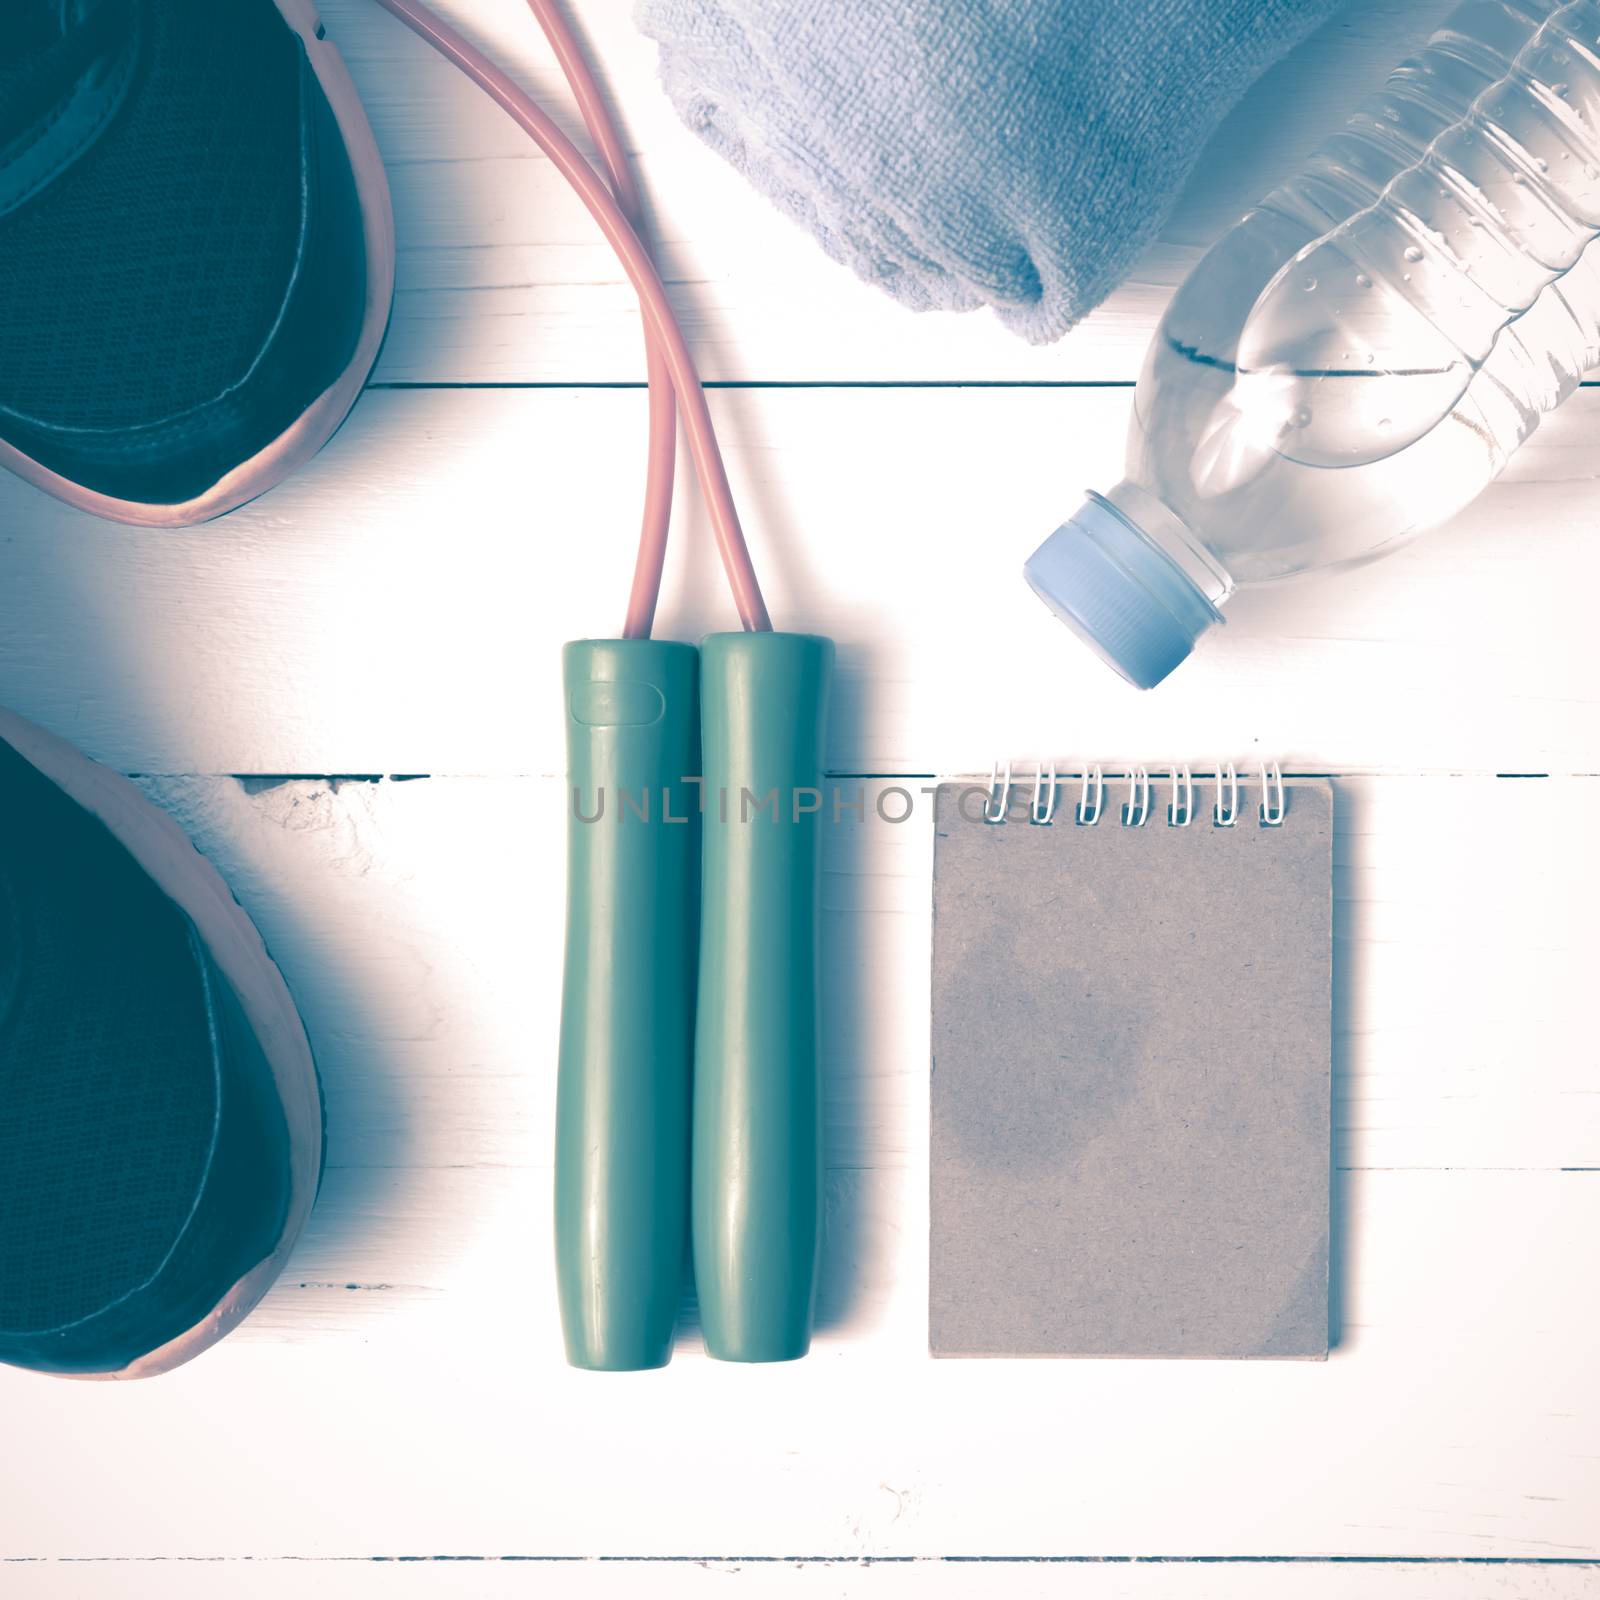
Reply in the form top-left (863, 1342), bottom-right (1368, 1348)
top-left (0, 738), bottom-right (292, 1373)
top-left (0, 0), bottom-right (374, 509)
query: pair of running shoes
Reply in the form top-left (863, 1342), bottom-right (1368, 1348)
top-left (1, 0), bottom-right (394, 1376)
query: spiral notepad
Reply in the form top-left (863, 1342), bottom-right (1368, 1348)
top-left (930, 765), bottom-right (1334, 1360)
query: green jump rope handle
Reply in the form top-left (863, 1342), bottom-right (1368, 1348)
top-left (694, 632), bottom-right (834, 1362)
top-left (555, 639), bottom-right (699, 1370)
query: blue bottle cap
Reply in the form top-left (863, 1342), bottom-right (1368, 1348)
top-left (1024, 493), bottom-right (1223, 690)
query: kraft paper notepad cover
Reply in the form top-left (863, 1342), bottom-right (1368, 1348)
top-left (929, 778), bottom-right (1334, 1359)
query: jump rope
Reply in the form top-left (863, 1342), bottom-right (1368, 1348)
top-left (373, 0), bottom-right (832, 1369)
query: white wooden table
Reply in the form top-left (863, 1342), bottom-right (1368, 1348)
top-left (2, 2), bottom-right (1596, 1594)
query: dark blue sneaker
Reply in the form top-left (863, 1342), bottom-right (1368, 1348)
top-left (0, 0), bottom-right (393, 525)
top-left (0, 709), bottom-right (322, 1377)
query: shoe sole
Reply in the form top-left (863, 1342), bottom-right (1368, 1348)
top-left (0, 0), bottom-right (396, 529)
top-left (0, 705), bottom-right (323, 1378)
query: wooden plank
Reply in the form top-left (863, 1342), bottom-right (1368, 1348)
top-left (128, 773), bottom-right (1600, 1182)
top-left (2, 1559), bottom-right (1595, 1598)
top-left (319, 0), bottom-right (1458, 384)
top-left (0, 776), bottom-right (1593, 1558)
top-left (3, 387), bottom-right (1597, 776)
top-left (0, 1172), bottom-right (1591, 1557)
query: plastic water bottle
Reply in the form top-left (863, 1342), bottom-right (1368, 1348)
top-left (1026, 0), bottom-right (1600, 688)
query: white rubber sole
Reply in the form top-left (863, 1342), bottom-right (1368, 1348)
top-left (0, 0), bottom-right (396, 529)
top-left (0, 706), bottom-right (323, 1379)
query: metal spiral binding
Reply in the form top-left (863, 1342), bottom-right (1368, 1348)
top-left (1213, 762), bottom-right (1240, 827)
top-left (1169, 766), bottom-right (1195, 827)
top-left (1259, 760), bottom-right (1286, 826)
top-left (1031, 761), bottom-right (1058, 825)
top-left (1121, 768), bottom-right (1151, 827)
top-left (982, 761), bottom-right (1288, 828)
top-left (985, 759), bottom-right (1011, 824)
top-left (1076, 766), bottom-right (1104, 826)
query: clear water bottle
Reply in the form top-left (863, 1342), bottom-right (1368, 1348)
top-left (1027, 0), bottom-right (1600, 688)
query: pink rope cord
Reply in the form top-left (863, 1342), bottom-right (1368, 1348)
top-left (522, 0), bottom-right (675, 639)
top-left (371, 0), bottom-right (772, 634)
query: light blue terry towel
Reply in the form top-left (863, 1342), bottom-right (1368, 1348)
top-left (637, 0), bottom-right (1341, 342)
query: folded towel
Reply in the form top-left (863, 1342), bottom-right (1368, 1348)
top-left (638, 0), bottom-right (1340, 343)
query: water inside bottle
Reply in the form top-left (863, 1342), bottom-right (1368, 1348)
top-left (1122, 0), bottom-right (1600, 582)
top-left (1194, 234), bottom-right (1476, 494)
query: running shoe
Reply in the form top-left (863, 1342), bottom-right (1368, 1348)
top-left (0, 707), bottom-right (322, 1377)
top-left (0, 0), bottom-right (394, 524)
